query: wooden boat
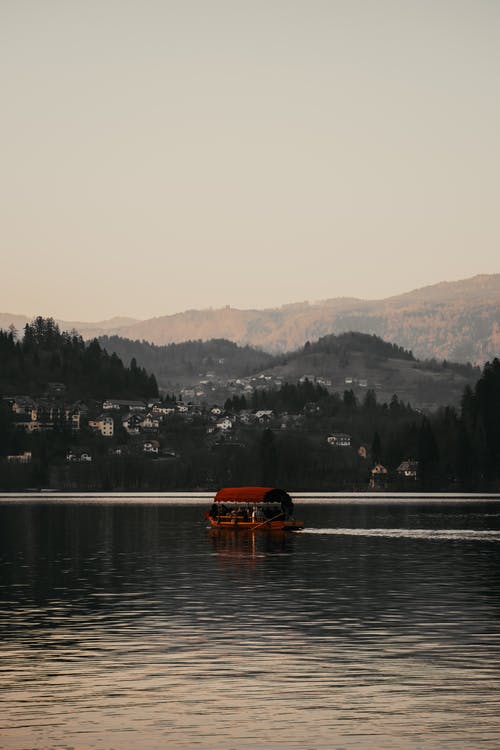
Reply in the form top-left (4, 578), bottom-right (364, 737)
top-left (206, 486), bottom-right (304, 531)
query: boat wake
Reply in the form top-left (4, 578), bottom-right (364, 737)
top-left (301, 528), bottom-right (500, 541)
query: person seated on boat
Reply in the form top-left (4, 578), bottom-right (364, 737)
top-left (208, 503), bottom-right (218, 520)
top-left (254, 506), bottom-right (264, 521)
top-left (241, 507), bottom-right (249, 521)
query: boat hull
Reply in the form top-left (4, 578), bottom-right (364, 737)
top-left (208, 517), bottom-right (304, 531)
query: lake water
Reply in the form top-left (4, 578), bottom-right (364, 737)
top-left (1, 495), bottom-right (500, 749)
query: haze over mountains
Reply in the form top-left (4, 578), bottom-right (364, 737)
top-left (2, 274), bottom-right (500, 363)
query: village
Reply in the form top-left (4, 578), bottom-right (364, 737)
top-left (2, 382), bottom-right (419, 489)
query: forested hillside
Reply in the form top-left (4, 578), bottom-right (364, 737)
top-left (98, 331), bottom-right (479, 410)
top-left (98, 336), bottom-right (276, 382)
top-left (0, 317), bottom-right (158, 399)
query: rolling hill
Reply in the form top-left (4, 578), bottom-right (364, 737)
top-left (98, 332), bottom-right (479, 411)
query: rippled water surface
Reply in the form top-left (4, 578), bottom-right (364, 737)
top-left (1, 496), bottom-right (500, 749)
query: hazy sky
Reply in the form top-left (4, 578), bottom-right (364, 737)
top-left (1, 0), bottom-right (499, 321)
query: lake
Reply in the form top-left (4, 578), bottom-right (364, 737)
top-left (1, 495), bottom-right (500, 749)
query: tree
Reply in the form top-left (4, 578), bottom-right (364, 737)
top-left (418, 418), bottom-right (440, 488)
top-left (343, 390), bottom-right (357, 408)
top-left (260, 429), bottom-right (277, 486)
top-left (363, 389), bottom-right (377, 409)
top-left (372, 431), bottom-right (382, 463)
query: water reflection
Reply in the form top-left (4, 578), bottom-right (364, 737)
top-left (209, 528), bottom-right (297, 570)
top-left (1, 500), bottom-right (500, 749)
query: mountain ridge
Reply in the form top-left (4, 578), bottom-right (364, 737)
top-left (2, 274), bottom-right (500, 362)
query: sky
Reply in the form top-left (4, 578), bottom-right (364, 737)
top-left (1, 0), bottom-right (499, 321)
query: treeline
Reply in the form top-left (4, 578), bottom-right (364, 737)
top-left (0, 317), bottom-right (158, 399)
top-left (225, 380), bottom-right (332, 413)
top-left (304, 332), bottom-right (416, 361)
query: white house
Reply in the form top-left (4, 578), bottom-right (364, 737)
top-left (6, 451), bottom-right (32, 464)
top-left (254, 410), bottom-right (273, 420)
top-left (143, 440), bottom-right (160, 454)
top-left (327, 433), bottom-right (351, 447)
top-left (216, 418), bottom-right (233, 431)
top-left (397, 460), bottom-right (419, 480)
top-left (66, 449), bottom-right (92, 462)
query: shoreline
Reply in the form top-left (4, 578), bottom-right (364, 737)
top-left (1, 491), bottom-right (500, 503)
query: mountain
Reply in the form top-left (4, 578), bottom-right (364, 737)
top-left (89, 274), bottom-right (500, 362)
top-left (2, 274), bottom-right (500, 362)
top-left (98, 331), bottom-right (479, 411)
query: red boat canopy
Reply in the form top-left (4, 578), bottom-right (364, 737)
top-left (214, 486), bottom-right (292, 505)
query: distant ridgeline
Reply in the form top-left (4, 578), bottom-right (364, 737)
top-left (0, 317), bottom-right (158, 399)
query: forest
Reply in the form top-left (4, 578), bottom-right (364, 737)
top-left (0, 317), bottom-right (158, 399)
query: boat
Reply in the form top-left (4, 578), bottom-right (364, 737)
top-left (206, 486), bottom-right (304, 531)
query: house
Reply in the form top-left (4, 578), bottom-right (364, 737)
top-left (102, 399), bottom-right (122, 410)
top-left (327, 433), bottom-right (351, 447)
top-left (151, 403), bottom-right (175, 416)
top-left (88, 415), bottom-right (114, 437)
top-left (103, 399), bottom-right (146, 412)
top-left (6, 452), bottom-right (32, 464)
top-left (216, 418), bottom-right (233, 431)
top-left (9, 396), bottom-right (36, 417)
top-left (140, 413), bottom-right (160, 431)
top-left (122, 413), bottom-right (142, 435)
top-left (109, 446), bottom-right (127, 457)
top-left (66, 449), bottom-right (92, 462)
top-left (143, 440), bottom-right (160, 454)
top-left (254, 410), bottom-right (273, 421)
top-left (64, 407), bottom-right (81, 431)
top-left (370, 463), bottom-right (388, 489)
top-left (239, 411), bottom-right (254, 424)
top-left (397, 460), bottom-right (419, 480)
top-left (211, 406), bottom-right (222, 416)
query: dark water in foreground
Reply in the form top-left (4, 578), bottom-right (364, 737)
top-left (1, 497), bottom-right (500, 750)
